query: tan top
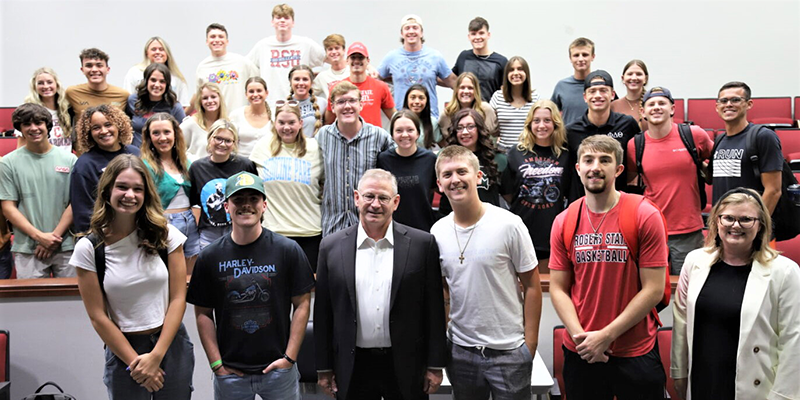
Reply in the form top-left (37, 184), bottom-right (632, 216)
top-left (65, 83), bottom-right (129, 116)
top-left (439, 102), bottom-right (498, 140)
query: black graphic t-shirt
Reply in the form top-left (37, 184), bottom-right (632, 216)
top-left (502, 145), bottom-right (570, 252)
top-left (188, 156), bottom-right (257, 230)
top-left (186, 229), bottom-right (315, 373)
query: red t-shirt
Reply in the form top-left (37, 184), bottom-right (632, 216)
top-left (549, 198), bottom-right (668, 357)
top-left (626, 123), bottom-right (713, 235)
top-left (327, 76), bottom-right (394, 127)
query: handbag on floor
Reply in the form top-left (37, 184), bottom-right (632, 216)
top-left (21, 381), bottom-right (76, 400)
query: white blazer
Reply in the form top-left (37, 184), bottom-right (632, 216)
top-left (671, 248), bottom-right (800, 400)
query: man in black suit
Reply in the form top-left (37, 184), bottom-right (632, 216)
top-left (314, 168), bottom-right (447, 400)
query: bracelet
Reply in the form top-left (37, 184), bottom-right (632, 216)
top-left (210, 359), bottom-right (223, 371)
top-left (283, 354), bottom-right (296, 365)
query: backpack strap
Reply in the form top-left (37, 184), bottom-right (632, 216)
top-left (563, 197), bottom-right (585, 258)
top-left (746, 124), bottom-right (763, 180)
top-left (677, 124), bottom-right (707, 207)
top-left (634, 133), bottom-right (646, 179)
top-left (617, 192), bottom-right (670, 325)
top-left (86, 233), bottom-right (107, 297)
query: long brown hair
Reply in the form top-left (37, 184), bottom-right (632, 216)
top-left (89, 154), bottom-right (168, 254)
top-left (140, 113), bottom-right (189, 177)
top-left (446, 108), bottom-right (500, 186)
top-left (444, 72), bottom-right (486, 120)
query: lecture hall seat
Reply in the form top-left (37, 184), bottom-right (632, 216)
top-left (774, 128), bottom-right (800, 163)
top-left (657, 327), bottom-right (678, 400)
top-left (673, 98), bottom-right (685, 124)
top-left (0, 138), bottom-right (15, 157)
top-left (750, 97), bottom-right (794, 127)
top-left (0, 330), bottom-right (8, 382)
top-left (0, 108), bottom-right (14, 133)
top-left (687, 98), bottom-right (725, 132)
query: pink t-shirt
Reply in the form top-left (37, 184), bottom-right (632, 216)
top-left (327, 76), bottom-right (394, 127)
top-left (626, 123), bottom-right (713, 235)
top-left (549, 198), bottom-right (668, 357)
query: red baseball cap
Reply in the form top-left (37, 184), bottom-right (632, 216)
top-left (347, 42), bottom-right (369, 58)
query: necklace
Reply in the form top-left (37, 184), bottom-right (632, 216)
top-left (454, 222), bottom-right (477, 264)
top-left (624, 97), bottom-right (638, 112)
top-left (586, 206), bottom-right (609, 234)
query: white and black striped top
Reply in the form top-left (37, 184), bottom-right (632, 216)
top-left (489, 90), bottom-right (540, 151)
top-left (316, 119), bottom-right (394, 237)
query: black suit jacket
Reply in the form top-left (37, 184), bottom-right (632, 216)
top-left (314, 222), bottom-right (447, 400)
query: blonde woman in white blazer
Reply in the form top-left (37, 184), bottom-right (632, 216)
top-left (672, 188), bottom-right (800, 400)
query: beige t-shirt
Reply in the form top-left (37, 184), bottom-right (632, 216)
top-left (439, 101), bottom-right (498, 139)
top-left (65, 83), bottom-right (129, 116)
top-left (249, 136), bottom-right (324, 237)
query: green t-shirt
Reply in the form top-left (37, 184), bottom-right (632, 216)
top-left (0, 146), bottom-right (77, 253)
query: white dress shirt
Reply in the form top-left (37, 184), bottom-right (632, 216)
top-left (354, 221), bottom-right (394, 348)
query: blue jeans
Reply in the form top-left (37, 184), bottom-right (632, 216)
top-left (446, 340), bottom-right (533, 400)
top-left (103, 323), bottom-right (195, 399)
top-left (167, 210), bottom-right (200, 257)
top-left (213, 364), bottom-right (300, 400)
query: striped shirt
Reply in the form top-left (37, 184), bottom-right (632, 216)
top-left (316, 119), bottom-right (394, 236)
top-left (489, 90), bottom-right (540, 151)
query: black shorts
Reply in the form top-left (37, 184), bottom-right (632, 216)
top-left (562, 340), bottom-right (665, 400)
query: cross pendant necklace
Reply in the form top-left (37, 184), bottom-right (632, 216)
top-left (454, 222), bottom-right (477, 264)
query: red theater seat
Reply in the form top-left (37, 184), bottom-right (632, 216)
top-left (774, 129), bottom-right (800, 162)
top-left (0, 108), bottom-right (14, 133)
top-left (673, 98), bottom-right (685, 124)
top-left (0, 138), bottom-right (16, 157)
top-left (687, 98), bottom-right (724, 131)
top-left (657, 327), bottom-right (678, 400)
top-left (750, 97), bottom-right (794, 127)
top-left (0, 330), bottom-right (8, 381)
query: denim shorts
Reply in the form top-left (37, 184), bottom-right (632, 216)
top-left (103, 323), bottom-right (195, 399)
top-left (167, 210), bottom-right (200, 257)
top-left (213, 363), bottom-right (300, 400)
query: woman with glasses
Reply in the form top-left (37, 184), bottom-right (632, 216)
top-left (188, 120), bottom-right (256, 249)
top-left (672, 188), bottom-right (800, 399)
top-left (229, 77), bottom-right (272, 158)
top-left (377, 110), bottom-right (438, 232)
top-left (249, 103), bottom-right (324, 270)
top-left (438, 108), bottom-right (506, 215)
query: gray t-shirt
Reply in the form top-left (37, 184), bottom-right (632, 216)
top-left (0, 146), bottom-right (77, 253)
top-left (551, 76), bottom-right (587, 126)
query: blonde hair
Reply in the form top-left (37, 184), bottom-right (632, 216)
top-left (270, 105), bottom-right (307, 158)
top-left (23, 67), bottom-right (72, 140)
top-left (206, 119), bottom-right (239, 156)
top-left (137, 36), bottom-right (187, 84)
top-left (287, 65), bottom-right (322, 136)
top-left (444, 72), bottom-right (486, 121)
top-left (517, 99), bottom-right (567, 157)
top-left (89, 154), bottom-right (168, 253)
top-left (192, 82), bottom-right (228, 131)
top-left (705, 188), bottom-right (778, 265)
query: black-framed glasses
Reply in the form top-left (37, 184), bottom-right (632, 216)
top-left (358, 191), bottom-right (394, 205)
top-left (716, 97), bottom-right (748, 105)
top-left (212, 136), bottom-right (234, 145)
top-left (718, 214), bottom-right (759, 228)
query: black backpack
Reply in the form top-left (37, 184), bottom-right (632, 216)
top-left (634, 123), bottom-right (707, 208)
top-left (710, 124), bottom-right (800, 241)
top-left (21, 381), bottom-right (76, 400)
top-left (86, 233), bottom-right (169, 296)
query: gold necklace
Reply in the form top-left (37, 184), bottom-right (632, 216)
top-left (624, 97), bottom-right (638, 112)
top-left (454, 223), bottom-right (477, 264)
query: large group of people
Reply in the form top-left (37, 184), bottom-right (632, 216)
top-left (1, 3), bottom-right (799, 400)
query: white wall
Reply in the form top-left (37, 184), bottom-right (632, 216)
top-left (1, 0), bottom-right (799, 109)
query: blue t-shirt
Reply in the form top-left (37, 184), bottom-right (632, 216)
top-left (378, 46), bottom-right (451, 118)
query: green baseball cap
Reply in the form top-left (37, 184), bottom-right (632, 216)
top-left (225, 172), bottom-right (266, 200)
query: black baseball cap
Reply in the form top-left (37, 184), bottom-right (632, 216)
top-left (642, 86), bottom-right (675, 104)
top-left (584, 70), bottom-right (614, 90)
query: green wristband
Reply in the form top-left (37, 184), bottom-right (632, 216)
top-left (210, 359), bottom-right (223, 370)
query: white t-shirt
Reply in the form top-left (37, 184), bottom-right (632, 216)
top-left (246, 35), bottom-right (325, 106)
top-left (229, 107), bottom-right (273, 158)
top-left (122, 65), bottom-right (191, 106)
top-left (195, 53), bottom-right (259, 111)
top-left (430, 203), bottom-right (537, 349)
top-left (180, 116), bottom-right (208, 162)
top-left (70, 225), bottom-right (187, 332)
top-left (312, 66), bottom-right (348, 102)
